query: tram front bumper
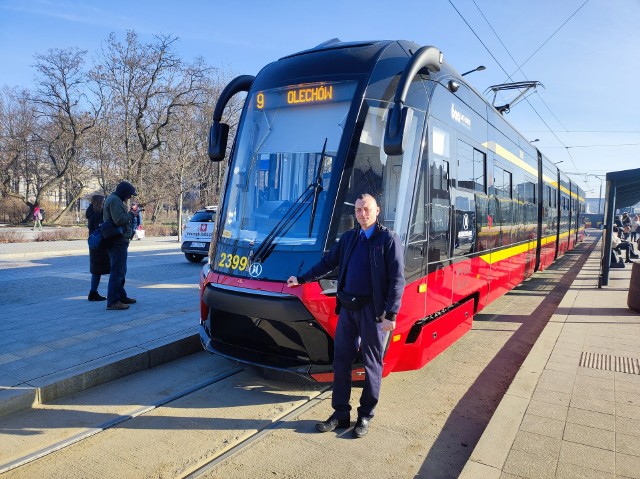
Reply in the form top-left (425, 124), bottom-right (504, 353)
top-left (200, 283), bottom-right (335, 378)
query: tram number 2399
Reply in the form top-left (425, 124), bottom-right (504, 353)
top-left (217, 253), bottom-right (249, 271)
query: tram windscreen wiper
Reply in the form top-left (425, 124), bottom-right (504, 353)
top-left (308, 138), bottom-right (327, 237)
top-left (251, 185), bottom-right (315, 264)
top-left (252, 139), bottom-right (329, 264)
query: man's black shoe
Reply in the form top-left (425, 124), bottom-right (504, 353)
top-left (88, 291), bottom-right (106, 301)
top-left (315, 415), bottom-right (350, 433)
top-left (121, 297), bottom-right (137, 304)
top-left (352, 417), bottom-right (370, 438)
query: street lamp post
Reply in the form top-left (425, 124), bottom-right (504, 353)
top-left (461, 65), bottom-right (486, 77)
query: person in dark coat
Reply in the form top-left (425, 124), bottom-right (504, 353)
top-left (86, 195), bottom-right (110, 301)
top-left (103, 180), bottom-right (138, 310)
top-left (287, 193), bottom-right (405, 438)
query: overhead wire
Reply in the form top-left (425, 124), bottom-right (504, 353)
top-left (469, 0), bottom-right (586, 168)
top-left (507, 0), bottom-right (590, 79)
top-left (451, 0), bottom-right (592, 171)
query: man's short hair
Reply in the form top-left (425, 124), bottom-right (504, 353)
top-left (357, 193), bottom-right (377, 205)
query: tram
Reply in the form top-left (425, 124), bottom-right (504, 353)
top-left (198, 39), bottom-right (585, 381)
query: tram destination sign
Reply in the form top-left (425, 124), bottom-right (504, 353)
top-left (255, 81), bottom-right (355, 110)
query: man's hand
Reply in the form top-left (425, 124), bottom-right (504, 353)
top-left (287, 276), bottom-right (300, 288)
top-left (380, 318), bottom-right (396, 332)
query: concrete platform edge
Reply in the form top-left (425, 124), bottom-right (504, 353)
top-left (460, 240), bottom-right (594, 478)
top-left (0, 333), bottom-right (199, 418)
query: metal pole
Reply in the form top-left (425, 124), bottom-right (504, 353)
top-left (601, 180), bottom-right (615, 286)
top-left (597, 177), bottom-right (603, 215)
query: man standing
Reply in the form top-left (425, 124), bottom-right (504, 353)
top-left (287, 193), bottom-right (404, 438)
top-left (103, 181), bottom-right (138, 310)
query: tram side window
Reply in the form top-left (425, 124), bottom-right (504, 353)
top-left (492, 166), bottom-right (514, 246)
top-left (494, 166), bottom-right (512, 199)
top-left (428, 157), bottom-right (450, 264)
top-left (333, 103), bottom-right (424, 240)
top-left (406, 163), bottom-right (427, 282)
top-left (456, 140), bottom-right (486, 192)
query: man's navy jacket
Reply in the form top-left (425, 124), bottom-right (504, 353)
top-left (299, 223), bottom-right (405, 320)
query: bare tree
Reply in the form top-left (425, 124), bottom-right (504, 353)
top-left (28, 47), bottom-right (100, 223)
top-left (93, 31), bottom-right (212, 199)
top-left (1, 30), bottom-right (243, 226)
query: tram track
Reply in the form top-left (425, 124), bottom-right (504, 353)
top-left (181, 387), bottom-right (332, 479)
top-left (2, 356), bottom-right (331, 479)
top-left (0, 367), bottom-right (246, 474)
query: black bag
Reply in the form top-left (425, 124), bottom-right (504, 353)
top-left (336, 291), bottom-right (371, 311)
top-left (101, 219), bottom-right (124, 239)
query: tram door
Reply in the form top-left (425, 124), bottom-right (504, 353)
top-left (424, 122), bottom-right (453, 315)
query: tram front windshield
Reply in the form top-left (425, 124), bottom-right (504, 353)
top-left (219, 82), bottom-right (355, 250)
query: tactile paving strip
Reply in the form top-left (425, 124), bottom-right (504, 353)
top-left (579, 351), bottom-right (640, 375)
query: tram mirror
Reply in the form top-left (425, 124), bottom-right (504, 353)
top-left (208, 121), bottom-right (230, 161)
top-left (384, 104), bottom-right (414, 156)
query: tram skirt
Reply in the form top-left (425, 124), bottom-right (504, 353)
top-left (628, 262), bottom-right (640, 313)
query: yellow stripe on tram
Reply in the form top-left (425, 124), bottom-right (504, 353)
top-left (479, 233), bottom-right (560, 265)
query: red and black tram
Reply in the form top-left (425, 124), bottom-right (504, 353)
top-left (198, 39), bottom-right (585, 381)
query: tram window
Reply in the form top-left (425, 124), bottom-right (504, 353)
top-left (505, 171), bottom-right (512, 198)
top-left (220, 89), bottom-right (351, 247)
top-left (428, 157), bottom-right (450, 264)
top-left (406, 164), bottom-right (428, 282)
top-left (457, 141), bottom-right (473, 189)
top-left (493, 166), bottom-right (512, 199)
top-left (432, 126), bottom-right (450, 158)
top-left (452, 192), bottom-right (476, 256)
top-left (333, 103), bottom-right (424, 239)
top-left (474, 149), bottom-right (486, 193)
top-left (526, 181), bottom-right (536, 204)
top-left (492, 167), bottom-right (500, 196)
top-left (456, 140), bottom-right (485, 192)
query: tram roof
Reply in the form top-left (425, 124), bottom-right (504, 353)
top-left (280, 39), bottom-right (415, 60)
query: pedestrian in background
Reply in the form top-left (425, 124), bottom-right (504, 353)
top-left (287, 193), bottom-right (405, 438)
top-left (130, 203), bottom-right (143, 240)
top-left (32, 203), bottom-right (43, 231)
top-left (86, 195), bottom-right (109, 301)
top-left (103, 181), bottom-right (138, 310)
top-left (631, 214), bottom-right (640, 242)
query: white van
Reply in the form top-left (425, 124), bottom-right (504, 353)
top-left (181, 206), bottom-right (217, 263)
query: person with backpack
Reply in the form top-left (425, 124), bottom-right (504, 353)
top-left (32, 203), bottom-right (43, 231)
top-left (103, 181), bottom-right (138, 310)
top-left (86, 195), bottom-right (110, 301)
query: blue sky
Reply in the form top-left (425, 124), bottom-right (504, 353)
top-left (1, 0), bottom-right (639, 197)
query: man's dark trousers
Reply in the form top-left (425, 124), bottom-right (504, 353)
top-left (107, 241), bottom-right (129, 305)
top-left (332, 302), bottom-right (387, 420)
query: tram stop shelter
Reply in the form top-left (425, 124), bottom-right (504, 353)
top-left (599, 167), bottom-right (640, 286)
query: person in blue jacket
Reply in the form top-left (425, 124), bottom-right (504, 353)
top-left (287, 193), bottom-right (405, 438)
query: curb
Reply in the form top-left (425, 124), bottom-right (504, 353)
top-left (0, 333), bottom-right (201, 418)
top-left (0, 239), bottom-right (181, 261)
